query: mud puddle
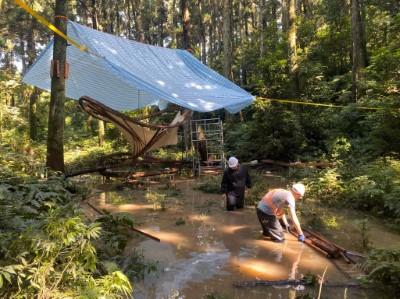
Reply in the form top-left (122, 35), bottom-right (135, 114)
top-left (87, 176), bottom-right (399, 299)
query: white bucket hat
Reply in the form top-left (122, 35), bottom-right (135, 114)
top-left (228, 157), bottom-right (239, 168)
top-left (292, 183), bottom-right (305, 197)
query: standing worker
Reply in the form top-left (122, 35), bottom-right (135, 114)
top-left (220, 156), bottom-right (252, 211)
top-left (256, 184), bottom-right (306, 243)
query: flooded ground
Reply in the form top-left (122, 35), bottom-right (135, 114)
top-left (85, 174), bottom-right (400, 299)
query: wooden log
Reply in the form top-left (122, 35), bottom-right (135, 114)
top-left (260, 159), bottom-right (291, 167)
top-left (130, 226), bottom-right (160, 242)
top-left (259, 159), bottom-right (336, 168)
top-left (339, 251), bottom-right (354, 264)
top-left (127, 167), bottom-right (180, 178)
top-left (288, 220), bottom-right (347, 258)
top-left (65, 166), bottom-right (107, 177)
top-left (289, 230), bottom-right (330, 257)
top-left (234, 279), bottom-right (363, 288)
top-left (311, 230), bottom-right (347, 252)
top-left (292, 162), bottom-right (336, 167)
top-left (340, 251), bottom-right (350, 263)
top-left (346, 250), bottom-right (368, 259)
top-left (307, 237), bottom-right (341, 258)
top-left (303, 229), bottom-right (357, 263)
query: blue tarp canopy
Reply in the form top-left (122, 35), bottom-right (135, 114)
top-left (22, 21), bottom-right (255, 114)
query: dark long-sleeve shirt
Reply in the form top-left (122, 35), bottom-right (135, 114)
top-left (220, 164), bottom-right (252, 195)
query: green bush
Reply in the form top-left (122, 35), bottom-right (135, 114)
top-left (362, 246), bottom-right (400, 294)
top-left (193, 176), bottom-right (221, 194)
top-left (305, 168), bottom-right (345, 205)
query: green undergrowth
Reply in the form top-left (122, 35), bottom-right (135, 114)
top-left (0, 173), bottom-right (157, 298)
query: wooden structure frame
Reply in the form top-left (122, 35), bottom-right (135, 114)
top-left (66, 96), bottom-right (192, 178)
top-left (79, 96), bottom-right (192, 159)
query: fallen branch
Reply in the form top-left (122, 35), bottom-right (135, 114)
top-left (260, 159), bottom-right (336, 168)
top-left (85, 201), bottom-right (160, 242)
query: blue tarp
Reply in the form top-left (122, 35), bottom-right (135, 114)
top-left (22, 21), bottom-right (255, 114)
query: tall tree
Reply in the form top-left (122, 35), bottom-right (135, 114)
top-left (133, 0), bottom-right (144, 42)
top-left (181, 0), bottom-right (191, 50)
top-left (198, 0), bottom-right (207, 63)
top-left (351, 0), bottom-right (367, 102)
top-left (223, 0), bottom-right (233, 80)
top-left (282, 0), bottom-right (289, 32)
top-left (26, 16), bottom-right (40, 141)
top-left (288, 0), bottom-right (299, 98)
top-left (259, 0), bottom-right (266, 57)
top-left (47, 0), bottom-right (68, 172)
top-left (91, 0), bottom-right (105, 147)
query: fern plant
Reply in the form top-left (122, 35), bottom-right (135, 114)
top-left (0, 177), bottom-right (132, 298)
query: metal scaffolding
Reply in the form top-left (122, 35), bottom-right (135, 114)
top-left (190, 118), bottom-right (226, 176)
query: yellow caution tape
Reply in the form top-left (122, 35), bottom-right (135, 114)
top-left (14, 0), bottom-right (88, 53)
top-left (259, 97), bottom-right (397, 111)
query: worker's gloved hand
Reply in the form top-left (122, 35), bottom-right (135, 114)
top-left (298, 234), bottom-right (305, 242)
top-left (283, 224), bottom-right (291, 233)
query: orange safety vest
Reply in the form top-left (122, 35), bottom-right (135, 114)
top-left (262, 189), bottom-right (284, 217)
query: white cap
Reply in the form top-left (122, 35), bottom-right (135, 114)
top-left (228, 157), bottom-right (239, 168)
top-left (292, 183), bottom-right (305, 197)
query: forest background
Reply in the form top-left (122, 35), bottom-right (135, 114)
top-left (0, 0), bottom-right (400, 298)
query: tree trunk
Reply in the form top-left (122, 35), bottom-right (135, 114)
top-left (238, 0), bottom-right (247, 86)
top-left (198, 0), bottom-right (207, 64)
top-left (98, 119), bottom-right (105, 147)
top-left (259, 0), bottom-right (266, 57)
top-left (208, 0), bottom-right (217, 66)
top-left (46, 0), bottom-right (68, 173)
top-left (351, 0), bottom-right (367, 102)
top-left (29, 88), bottom-right (41, 141)
top-left (288, 0), bottom-right (299, 98)
top-left (91, 1), bottom-right (105, 147)
top-left (271, 0), bottom-right (278, 21)
top-left (181, 0), bottom-right (191, 50)
top-left (269, 0), bottom-right (279, 49)
top-left (223, 0), bottom-right (232, 80)
top-left (282, 0), bottom-right (289, 33)
top-left (171, 0), bottom-right (177, 47)
top-left (27, 16), bottom-right (39, 141)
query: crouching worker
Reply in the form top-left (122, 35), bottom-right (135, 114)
top-left (256, 184), bottom-right (306, 243)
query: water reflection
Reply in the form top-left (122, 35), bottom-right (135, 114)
top-left (238, 243), bottom-right (260, 259)
top-left (196, 222), bottom-right (216, 248)
top-left (132, 240), bottom-right (230, 299)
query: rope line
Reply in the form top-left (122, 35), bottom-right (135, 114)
top-left (259, 97), bottom-right (398, 111)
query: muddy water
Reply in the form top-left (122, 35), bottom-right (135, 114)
top-left (88, 177), bottom-right (399, 299)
